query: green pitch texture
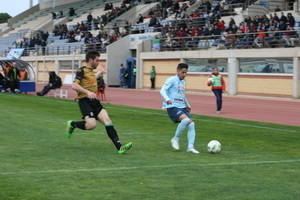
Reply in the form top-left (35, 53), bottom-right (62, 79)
top-left (0, 94), bottom-right (300, 200)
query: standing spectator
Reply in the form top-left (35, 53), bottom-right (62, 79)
top-left (150, 65), bottom-right (156, 89)
top-left (207, 67), bottom-right (226, 114)
top-left (7, 62), bottom-right (20, 93)
top-left (119, 64), bottom-right (126, 88)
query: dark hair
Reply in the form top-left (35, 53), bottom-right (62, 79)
top-left (86, 51), bottom-right (100, 62)
top-left (177, 63), bottom-right (188, 70)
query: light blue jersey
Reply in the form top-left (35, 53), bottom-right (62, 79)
top-left (160, 75), bottom-right (191, 109)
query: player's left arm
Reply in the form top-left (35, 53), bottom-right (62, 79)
top-left (184, 82), bottom-right (191, 112)
top-left (95, 64), bottom-right (106, 78)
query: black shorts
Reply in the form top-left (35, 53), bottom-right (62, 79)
top-left (78, 98), bottom-right (103, 119)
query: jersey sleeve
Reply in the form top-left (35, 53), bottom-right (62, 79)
top-left (74, 68), bottom-right (83, 84)
top-left (160, 77), bottom-right (173, 101)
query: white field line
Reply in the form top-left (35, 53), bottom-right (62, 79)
top-left (1, 159), bottom-right (300, 175)
top-left (106, 107), bottom-right (298, 133)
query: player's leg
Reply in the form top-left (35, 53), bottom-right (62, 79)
top-left (186, 120), bottom-right (199, 154)
top-left (66, 98), bottom-right (97, 137)
top-left (97, 109), bottom-right (133, 153)
top-left (168, 107), bottom-right (190, 150)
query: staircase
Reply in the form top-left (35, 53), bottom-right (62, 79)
top-left (243, 0), bottom-right (285, 16)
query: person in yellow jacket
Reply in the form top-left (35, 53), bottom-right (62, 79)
top-left (207, 67), bottom-right (226, 114)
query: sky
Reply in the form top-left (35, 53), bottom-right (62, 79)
top-left (0, 0), bottom-right (39, 17)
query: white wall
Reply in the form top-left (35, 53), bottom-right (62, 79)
top-left (39, 0), bottom-right (82, 9)
top-left (106, 36), bottom-right (131, 86)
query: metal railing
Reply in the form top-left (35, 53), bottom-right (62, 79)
top-left (2, 43), bottom-right (106, 57)
top-left (152, 30), bottom-right (300, 51)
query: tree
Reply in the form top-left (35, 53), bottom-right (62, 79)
top-left (0, 13), bottom-right (12, 24)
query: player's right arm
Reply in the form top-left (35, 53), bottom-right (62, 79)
top-left (72, 68), bottom-right (97, 99)
top-left (72, 82), bottom-right (97, 99)
top-left (160, 77), bottom-right (173, 104)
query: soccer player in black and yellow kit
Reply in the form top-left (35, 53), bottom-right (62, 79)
top-left (66, 51), bottom-right (133, 154)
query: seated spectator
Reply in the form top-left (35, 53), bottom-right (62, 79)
top-left (59, 11), bottom-right (64, 18)
top-left (0, 72), bottom-right (9, 92)
top-left (69, 8), bottom-right (75, 17)
top-left (18, 68), bottom-right (28, 80)
top-left (87, 13), bottom-right (93, 23)
top-left (283, 25), bottom-right (299, 47)
top-left (52, 12), bottom-right (57, 20)
top-left (137, 14), bottom-right (144, 24)
top-left (37, 71), bottom-right (62, 96)
top-left (275, 6), bottom-right (281, 12)
top-left (7, 62), bottom-right (20, 93)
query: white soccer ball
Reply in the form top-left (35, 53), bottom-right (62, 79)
top-left (207, 140), bottom-right (221, 153)
top-left (208, 78), bottom-right (215, 84)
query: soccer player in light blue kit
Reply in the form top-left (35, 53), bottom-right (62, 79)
top-left (160, 63), bottom-right (199, 154)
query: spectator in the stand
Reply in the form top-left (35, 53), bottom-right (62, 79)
top-left (87, 13), bottom-right (93, 23)
top-left (137, 14), bottom-right (144, 24)
top-left (37, 71), bottom-right (62, 96)
top-left (52, 12), bottom-right (57, 20)
top-left (287, 13), bottom-right (295, 27)
top-left (7, 62), bottom-right (20, 93)
top-left (59, 11), bottom-right (64, 18)
top-left (280, 12), bottom-right (288, 24)
top-left (283, 25), bottom-right (298, 47)
top-left (69, 8), bottom-right (75, 17)
top-left (275, 6), bottom-right (281, 12)
top-left (149, 16), bottom-right (158, 27)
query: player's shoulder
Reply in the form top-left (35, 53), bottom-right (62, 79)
top-left (166, 75), bottom-right (177, 82)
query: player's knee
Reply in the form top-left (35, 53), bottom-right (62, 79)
top-left (85, 121), bottom-right (97, 130)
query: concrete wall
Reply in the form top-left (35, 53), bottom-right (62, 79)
top-left (140, 48), bottom-right (300, 98)
top-left (106, 36), bottom-right (131, 86)
top-left (39, 0), bottom-right (82, 9)
top-left (20, 47), bottom-right (300, 98)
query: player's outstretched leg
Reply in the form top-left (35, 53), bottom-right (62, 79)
top-left (66, 120), bottom-right (75, 138)
top-left (171, 118), bottom-right (190, 150)
top-left (118, 142), bottom-right (133, 154)
top-left (105, 124), bottom-right (133, 154)
top-left (186, 122), bottom-right (199, 154)
top-left (66, 120), bottom-right (86, 138)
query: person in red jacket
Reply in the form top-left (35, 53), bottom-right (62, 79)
top-left (207, 67), bottom-right (226, 114)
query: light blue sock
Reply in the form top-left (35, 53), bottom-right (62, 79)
top-left (174, 118), bottom-right (190, 140)
top-left (187, 122), bottom-right (196, 149)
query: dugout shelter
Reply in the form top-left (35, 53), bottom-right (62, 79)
top-left (0, 59), bottom-right (36, 92)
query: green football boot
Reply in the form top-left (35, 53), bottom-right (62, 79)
top-left (66, 120), bottom-right (75, 138)
top-left (118, 142), bottom-right (133, 154)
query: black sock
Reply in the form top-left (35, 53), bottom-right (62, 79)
top-left (71, 121), bottom-right (86, 130)
top-left (105, 125), bottom-right (122, 150)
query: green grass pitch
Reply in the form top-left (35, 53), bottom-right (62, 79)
top-left (0, 93), bottom-right (300, 200)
